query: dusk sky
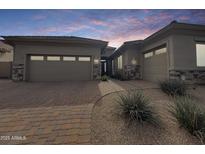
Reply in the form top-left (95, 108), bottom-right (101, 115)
top-left (0, 9), bottom-right (205, 47)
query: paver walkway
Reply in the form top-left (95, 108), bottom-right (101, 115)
top-left (0, 104), bottom-right (93, 144)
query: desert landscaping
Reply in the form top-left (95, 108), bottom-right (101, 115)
top-left (91, 80), bottom-right (205, 144)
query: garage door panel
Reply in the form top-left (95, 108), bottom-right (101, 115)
top-left (28, 56), bottom-right (91, 81)
top-left (143, 53), bottom-right (168, 82)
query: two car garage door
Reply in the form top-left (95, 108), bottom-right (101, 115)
top-left (28, 55), bottom-right (92, 81)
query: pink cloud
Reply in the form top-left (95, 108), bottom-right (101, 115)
top-left (91, 19), bottom-right (108, 26)
top-left (104, 28), bottom-right (155, 47)
top-left (178, 16), bottom-right (190, 21)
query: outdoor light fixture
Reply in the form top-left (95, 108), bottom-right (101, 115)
top-left (94, 59), bottom-right (100, 64)
top-left (181, 75), bottom-right (186, 81)
top-left (131, 58), bottom-right (137, 65)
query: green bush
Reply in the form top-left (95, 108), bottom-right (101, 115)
top-left (101, 75), bottom-right (108, 81)
top-left (117, 90), bottom-right (160, 126)
top-left (159, 80), bottom-right (187, 96)
top-left (170, 96), bottom-right (205, 143)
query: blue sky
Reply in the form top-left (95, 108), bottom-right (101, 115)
top-left (0, 9), bottom-right (205, 47)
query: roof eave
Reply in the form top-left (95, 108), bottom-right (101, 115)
top-left (2, 36), bottom-right (108, 48)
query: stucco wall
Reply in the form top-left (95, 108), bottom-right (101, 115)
top-left (111, 46), bottom-right (141, 79)
top-left (13, 42), bottom-right (101, 81)
top-left (171, 34), bottom-right (205, 70)
top-left (123, 47), bottom-right (140, 65)
top-left (169, 34), bottom-right (205, 83)
top-left (0, 51), bottom-right (13, 62)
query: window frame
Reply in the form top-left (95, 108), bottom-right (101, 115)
top-left (78, 56), bottom-right (91, 62)
top-left (144, 52), bottom-right (153, 58)
top-left (47, 56), bottom-right (61, 61)
top-left (155, 47), bottom-right (167, 55)
top-left (63, 56), bottom-right (76, 61)
top-left (117, 55), bottom-right (123, 69)
top-left (196, 43), bottom-right (205, 67)
top-left (30, 55), bottom-right (44, 61)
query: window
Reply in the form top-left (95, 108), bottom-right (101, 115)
top-left (155, 47), bottom-right (167, 55)
top-left (117, 55), bottom-right (122, 69)
top-left (104, 62), bottom-right (107, 72)
top-left (78, 57), bottom-right (91, 61)
top-left (144, 52), bottom-right (153, 58)
top-left (47, 56), bottom-right (60, 61)
top-left (196, 43), bottom-right (205, 67)
top-left (63, 56), bottom-right (76, 61)
top-left (112, 60), bottom-right (114, 75)
top-left (30, 56), bottom-right (44, 61)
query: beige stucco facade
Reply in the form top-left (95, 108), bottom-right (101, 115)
top-left (110, 22), bottom-right (205, 82)
top-left (4, 37), bottom-right (107, 81)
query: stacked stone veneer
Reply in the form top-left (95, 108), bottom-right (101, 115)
top-left (124, 65), bottom-right (141, 80)
top-left (169, 70), bottom-right (205, 84)
top-left (93, 64), bottom-right (101, 80)
top-left (12, 64), bottom-right (24, 81)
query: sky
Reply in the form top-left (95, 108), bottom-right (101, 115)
top-left (0, 9), bottom-right (205, 47)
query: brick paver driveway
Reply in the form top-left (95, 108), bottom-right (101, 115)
top-left (0, 79), bottom-right (157, 144)
top-left (0, 104), bottom-right (93, 144)
top-left (0, 80), bottom-right (103, 144)
top-left (0, 80), bottom-right (102, 109)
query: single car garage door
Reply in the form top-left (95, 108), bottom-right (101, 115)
top-left (28, 55), bottom-right (92, 81)
top-left (143, 47), bottom-right (168, 82)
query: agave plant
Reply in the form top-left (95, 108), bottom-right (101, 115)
top-left (159, 80), bottom-right (187, 96)
top-left (117, 90), bottom-right (160, 126)
top-left (101, 75), bottom-right (108, 81)
top-left (169, 96), bottom-right (205, 143)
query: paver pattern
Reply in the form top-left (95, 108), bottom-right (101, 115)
top-left (0, 80), bottom-right (101, 109)
top-left (0, 79), bottom-right (161, 144)
top-left (0, 104), bottom-right (93, 144)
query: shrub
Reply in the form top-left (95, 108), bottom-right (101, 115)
top-left (159, 80), bottom-right (187, 96)
top-left (101, 75), bottom-right (108, 81)
top-left (117, 90), bottom-right (160, 126)
top-left (170, 96), bottom-right (205, 143)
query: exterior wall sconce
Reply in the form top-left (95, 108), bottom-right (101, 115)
top-left (131, 58), bottom-right (137, 65)
top-left (94, 59), bottom-right (100, 64)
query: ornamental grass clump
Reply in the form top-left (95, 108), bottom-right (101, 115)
top-left (117, 90), bottom-right (160, 126)
top-left (101, 75), bottom-right (108, 81)
top-left (170, 96), bottom-right (205, 143)
top-left (160, 80), bottom-right (187, 96)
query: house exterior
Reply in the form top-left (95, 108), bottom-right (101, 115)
top-left (2, 21), bottom-right (205, 83)
top-left (3, 36), bottom-right (107, 81)
top-left (0, 41), bottom-right (13, 78)
top-left (110, 21), bottom-right (205, 83)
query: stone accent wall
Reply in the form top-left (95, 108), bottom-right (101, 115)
top-left (124, 65), bottom-right (141, 80)
top-left (169, 70), bottom-right (205, 84)
top-left (12, 64), bottom-right (24, 81)
top-left (93, 64), bottom-right (101, 80)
